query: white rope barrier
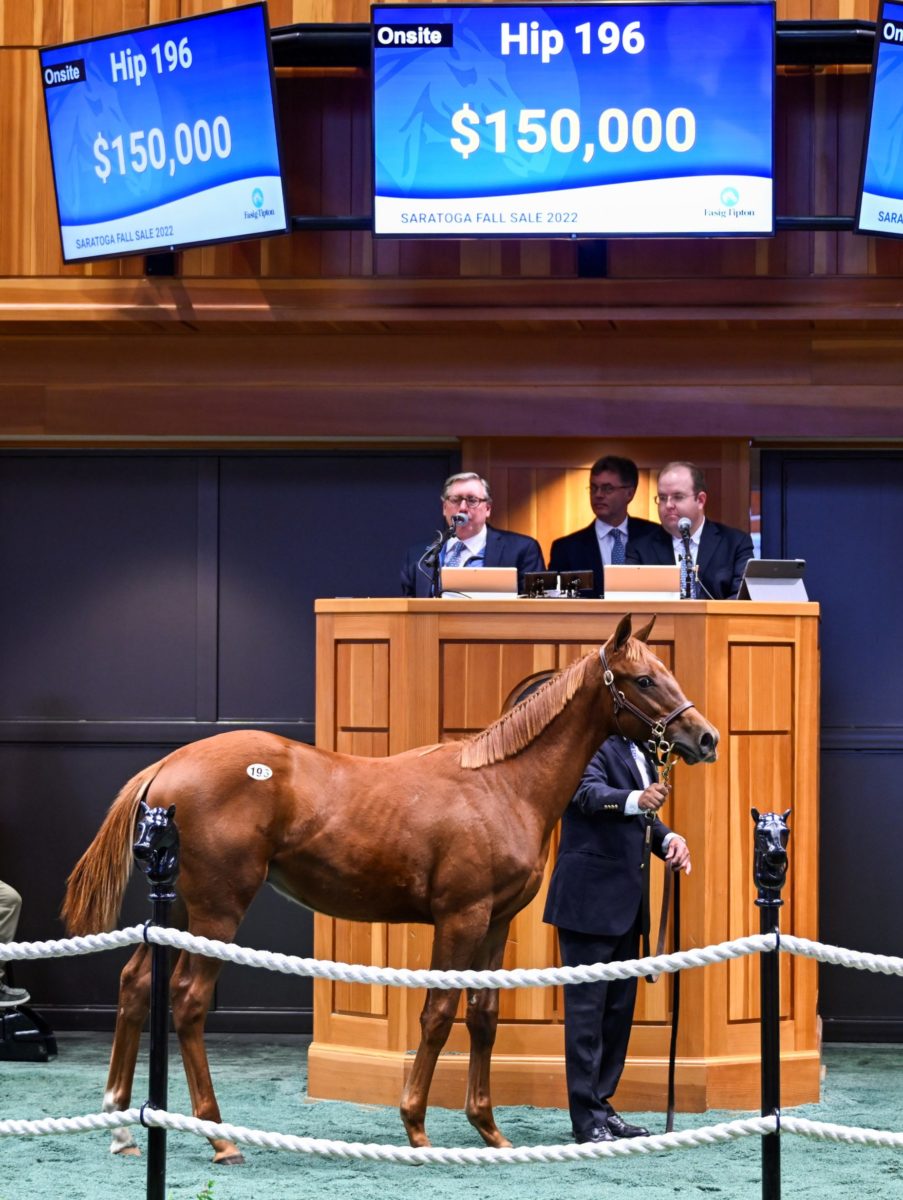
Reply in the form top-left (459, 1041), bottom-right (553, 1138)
top-left (0, 1107), bottom-right (777, 1161)
top-left (0, 928), bottom-right (774, 988)
top-left (4, 1107), bottom-right (903, 1161)
top-left (4, 923), bottom-right (903, 1173)
top-left (5, 928), bottom-right (903, 986)
top-left (779, 935), bottom-right (903, 977)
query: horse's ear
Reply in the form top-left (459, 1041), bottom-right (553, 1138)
top-left (138, 800), bottom-right (150, 816)
top-left (633, 617), bottom-right (656, 644)
top-left (781, 809), bottom-right (791, 822)
top-left (611, 614), bottom-right (633, 651)
top-left (751, 807), bottom-right (760, 822)
top-left (166, 804), bottom-right (176, 820)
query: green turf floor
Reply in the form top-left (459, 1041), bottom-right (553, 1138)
top-left (2, 1035), bottom-right (902, 1200)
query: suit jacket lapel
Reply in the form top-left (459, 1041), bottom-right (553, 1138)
top-left (483, 526), bottom-right (501, 567)
top-left (582, 523), bottom-right (604, 591)
top-left (651, 527), bottom-right (675, 565)
top-left (610, 736), bottom-right (649, 791)
top-left (695, 521), bottom-right (718, 577)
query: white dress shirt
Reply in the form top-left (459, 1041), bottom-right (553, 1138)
top-left (443, 525), bottom-right (488, 566)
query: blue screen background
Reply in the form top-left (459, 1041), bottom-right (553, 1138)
top-left (41, 4), bottom-right (283, 224)
top-left (373, 3), bottom-right (774, 200)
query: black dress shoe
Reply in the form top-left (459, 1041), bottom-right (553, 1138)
top-left (606, 1112), bottom-right (650, 1139)
top-left (573, 1125), bottom-right (616, 1144)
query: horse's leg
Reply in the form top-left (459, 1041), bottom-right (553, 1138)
top-left (399, 908), bottom-right (490, 1148)
top-left (464, 920), bottom-right (512, 1148)
top-left (103, 944), bottom-right (152, 1155)
top-left (170, 945), bottom-right (245, 1164)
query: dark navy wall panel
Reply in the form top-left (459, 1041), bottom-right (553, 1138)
top-left (217, 452), bottom-right (454, 722)
top-left (761, 452), bottom-right (903, 729)
top-left (0, 448), bottom-right (457, 1030)
top-left (816, 749), bottom-right (903, 1041)
top-left (761, 450), bottom-right (903, 1040)
top-left (0, 455), bottom-right (201, 720)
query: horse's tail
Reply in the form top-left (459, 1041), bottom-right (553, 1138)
top-left (61, 760), bottom-right (166, 935)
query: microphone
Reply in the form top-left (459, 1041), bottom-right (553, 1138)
top-left (677, 517), bottom-right (692, 537)
top-left (441, 512), bottom-right (468, 545)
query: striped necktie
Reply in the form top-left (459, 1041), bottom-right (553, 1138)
top-left (682, 547), bottom-right (698, 598)
top-left (445, 539), bottom-right (469, 567)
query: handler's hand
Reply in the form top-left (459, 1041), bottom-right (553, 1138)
top-left (637, 781), bottom-right (670, 812)
top-left (665, 836), bottom-right (692, 875)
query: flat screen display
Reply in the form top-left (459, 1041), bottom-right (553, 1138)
top-left (856, 1), bottom-right (903, 236)
top-left (39, 2), bottom-right (288, 263)
top-left (371, 2), bottom-right (775, 238)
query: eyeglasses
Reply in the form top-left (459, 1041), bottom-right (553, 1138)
top-left (655, 493), bottom-right (697, 505)
top-left (444, 494), bottom-right (488, 507)
top-left (588, 484), bottom-right (629, 497)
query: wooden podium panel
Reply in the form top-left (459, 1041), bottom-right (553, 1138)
top-left (310, 599), bottom-right (820, 1112)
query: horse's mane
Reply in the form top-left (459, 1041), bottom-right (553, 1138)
top-left (459, 636), bottom-right (655, 770)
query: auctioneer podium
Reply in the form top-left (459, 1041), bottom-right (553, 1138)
top-left (309, 598), bottom-right (820, 1111)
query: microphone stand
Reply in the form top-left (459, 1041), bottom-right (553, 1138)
top-left (419, 523), bottom-right (456, 597)
top-left (680, 531), bottom-right (693, 600)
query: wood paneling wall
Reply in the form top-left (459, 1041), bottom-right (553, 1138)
top-left (462, 437), bottom-right (751, 548)
top-left (4, 3), bottom-right (903, 446)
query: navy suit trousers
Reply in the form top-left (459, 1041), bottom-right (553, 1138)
top-left (558, 924), bottom-right (641, 1137)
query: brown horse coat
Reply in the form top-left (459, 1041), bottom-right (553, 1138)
top-left (63, 615), bottom-right (718, 1159)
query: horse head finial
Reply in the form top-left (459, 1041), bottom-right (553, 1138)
top-left (751, 808), bottom-right (790, 896)
top-left (134, 800), bottom-right (180, 888)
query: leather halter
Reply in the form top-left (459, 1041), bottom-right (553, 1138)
top-left (598, 644), bottom-right (696, 770)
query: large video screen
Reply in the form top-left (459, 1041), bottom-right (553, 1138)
top-left (856, 1), bottom-right (903, 237)
top-left (371, 2), bottom-right (775, 238)
top-left (39, 2), bottom-right (288, 263)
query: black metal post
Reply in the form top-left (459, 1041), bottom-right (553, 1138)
top-left (133, 802), bottom-right (180, 1200)
top-left (751, 809), bottom-right (790, 1200)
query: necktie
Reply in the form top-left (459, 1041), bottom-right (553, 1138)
top-left (445, 538), bottom-right (469, 567)
top-left (610, 528), bottom-right (626, 564)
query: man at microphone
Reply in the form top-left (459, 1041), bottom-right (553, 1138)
top-left (400, 471), bottom-right (545, 596)
top-left (627, 462), bottom-right (754, 599)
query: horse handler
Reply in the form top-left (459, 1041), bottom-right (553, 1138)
top-left (544, 734), bottom-right (691, 1144)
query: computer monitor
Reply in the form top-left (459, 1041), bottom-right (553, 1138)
top-left (603, 564), bottom-right (682, 600)
top-left (523, 571), bottom-right (594, 597)
top-left (737, 559), bottom-right (808, 601)
top-left (440, 566), bottom-right (519, 597)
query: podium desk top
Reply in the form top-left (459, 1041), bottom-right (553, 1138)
top-left (315, 598), bottom-right (820, 617)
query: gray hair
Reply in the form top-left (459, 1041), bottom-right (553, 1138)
top-left (442, 472), bottom-right (492, 502)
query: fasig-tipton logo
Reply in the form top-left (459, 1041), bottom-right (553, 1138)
top-left (374, 22), bottom-right (454, 48)
top-left (244, 188), bottom-right (275, 221)
top-left (42, 58), bottom-right (86, 88)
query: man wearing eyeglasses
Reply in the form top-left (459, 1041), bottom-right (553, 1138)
top-left (627, 461), bottom-right (754, 600)
top-left (548, 456), bottom-right (658, 597)
top-left (401, 471), bottom-right (545, 596)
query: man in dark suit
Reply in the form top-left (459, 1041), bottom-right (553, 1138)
top-left (627, 461), bottom-right (754, 600)
top-left (544, 735), bottom-right (691, 1144)
top-left (548, 455), bottom-right (658, 597)
top-left (401, 471), bottom-right (545, 597)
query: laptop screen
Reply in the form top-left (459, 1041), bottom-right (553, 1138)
top-left (440, 566), bottom-right (518, 597)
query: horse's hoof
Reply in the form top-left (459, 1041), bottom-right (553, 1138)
top-left (213, 1152), bottom-right (245, 1166)
top-left (478, 1131), bottom-right (512, 1149)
